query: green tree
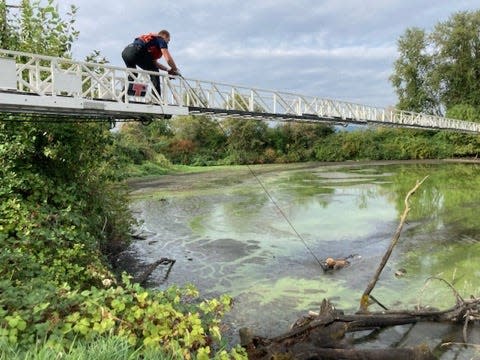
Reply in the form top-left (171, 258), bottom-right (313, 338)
top-left (224, 119), bottom-right (269, 164)
top-left (168, 115), bottom-right (227, 164)
top-left (269, 122), bottom-right (334, 162)
top-left (431, 11), bottom-right (480, 108)
top-left (390, 10), bottom-right (480, 120)
top-left (446, 104), bottom-right (480, 122)
top-left (172, 115), bottom-right (226, 150)
top-left (390, 27), bottom-right (439, 114)
top-left (0, 1), bottom-right (16, 47)
top-left (1, 0), bottom-right (78, 55)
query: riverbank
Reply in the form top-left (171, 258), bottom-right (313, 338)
top-left (127, 158), bottom-right (480, 196)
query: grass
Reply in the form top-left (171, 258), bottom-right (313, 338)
top-left (0, 337), bottom-right (178, 360)
top-left (124, 161), bottom-right (246, 180)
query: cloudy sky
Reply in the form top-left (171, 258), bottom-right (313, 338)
top-left (59, 0), bottom-right (479, 108)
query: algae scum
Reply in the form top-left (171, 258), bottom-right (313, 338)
top-left (126, 161), bottom-right (480, 355)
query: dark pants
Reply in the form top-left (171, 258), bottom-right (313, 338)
top-left (121, 44), bottom-right (161, 97)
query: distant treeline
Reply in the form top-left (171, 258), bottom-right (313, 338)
top-left (114, 115), bottom-right (480, 176)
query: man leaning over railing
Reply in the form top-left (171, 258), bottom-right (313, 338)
top-left (121, 29), bottom-right (180, 99)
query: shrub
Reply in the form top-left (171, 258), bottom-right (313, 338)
top-left (0, 278), bottom-right (247, 358)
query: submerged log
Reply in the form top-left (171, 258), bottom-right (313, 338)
top-left (133, 257), bottom-right (175, 285)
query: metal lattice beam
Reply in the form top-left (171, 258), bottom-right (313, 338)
top-left (1, 48), bottom-right (480, 132)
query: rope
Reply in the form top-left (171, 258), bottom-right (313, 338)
top-left (214, 119), bottom-right (323, 267)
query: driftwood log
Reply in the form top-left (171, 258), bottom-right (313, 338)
top-left (241, 297), bottom-right (480, 360)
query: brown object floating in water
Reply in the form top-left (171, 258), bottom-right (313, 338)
top-left (323, 257), bottom-right (350, 270)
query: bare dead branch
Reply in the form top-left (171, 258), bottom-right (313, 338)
top-left (359, 176), bottom-right (429, 312)
top-left (418, 276), bottom-right (465, 310)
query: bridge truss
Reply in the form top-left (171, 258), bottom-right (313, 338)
top-left (1, 48), bottom-right (480, 133)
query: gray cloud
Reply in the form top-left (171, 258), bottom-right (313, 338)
top-left (62, 0), bottom-right (480, 107)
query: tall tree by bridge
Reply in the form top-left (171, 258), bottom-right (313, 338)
top-left (390, 10), bottom-right (480, 122)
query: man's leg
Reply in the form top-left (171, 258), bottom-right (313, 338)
top-left (135, 55), bottom-right (162, 99)
top-left (122, 45), bottom-right (144, 96)
top-left (149, 72), bottom-right (161, 99)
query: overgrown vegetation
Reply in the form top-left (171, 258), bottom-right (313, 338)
top-left (0, 2), bottom-right (246, 359)
top-left (115, 116), bottom-right (337, 171)
top-left (114, 118), bottom-right (479, 173)
top-left (0, 117), bottom-right (246, 359)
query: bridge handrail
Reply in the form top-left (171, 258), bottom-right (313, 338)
top-left (1, 48), bottom-right (480, 133)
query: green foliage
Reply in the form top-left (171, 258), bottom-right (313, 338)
top-left (113, 122), bottom-right (174, 166)
top-left (114, 117), bottom-right (332, 167)
top-left (390, 10), bottom-right (480, 116)
top-left (0, 277), bottom-right (246, 359)
top-left (0, 120), bottom-right (129, 281)
top-left (0, 1), bottom-right (15, 48)
top-left (390, 27), bottom-right (440, 114)
top-left (1, 0), bottom-right (78, 56)
top-left (0, 1), bottom-right (246, 358)
top-left (432, 11), bottom-right (480, 109)
top-left (168, 116), bottom-right (227, 165)
top-left (220, 119), bottom-right (266, 163)
top-left (446, 104), bottom-right (480, 123)
top-left (313, 127), bottom-right (475, 162)
top-left (116, 114), bottom-right (478, 172)
top-left (267, 122), bottom-right (334, 163)
top-left (0, 335), bottom-right (246, 360)
top-left (0, 117), bottom-right (246, 357)
top-left (0, 336), bottom-right (170, 360)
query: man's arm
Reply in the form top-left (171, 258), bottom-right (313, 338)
top-left (161, 48), bottom-right (179, 72)
top-left (155, 62), bottom-right (169, 71)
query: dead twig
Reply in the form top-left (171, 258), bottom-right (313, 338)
top-left (418, 276), bottom-right (465, 310)
top-left (441, 341), bottom-right (480, 349)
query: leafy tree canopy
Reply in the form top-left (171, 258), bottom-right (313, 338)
top-left (390, 10), bottom-right (480, 121)
top-left (0, 0), bottom-right (78, 56)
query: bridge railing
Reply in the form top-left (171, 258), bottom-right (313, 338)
top-left (1, 48), bottom-right (480, 132)
top-left (0, 49), bottom-right (161, 103)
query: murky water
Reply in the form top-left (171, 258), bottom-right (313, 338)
top-left (125, 161), bottom-right (480, 358)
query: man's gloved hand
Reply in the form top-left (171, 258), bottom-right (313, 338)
top-left (168, 68), bottom-right (180, 76)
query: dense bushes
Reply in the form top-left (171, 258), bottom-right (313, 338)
top-left (314, 128), bottom-right (477, 161)
top-left (0, 119), bottom-right (245, 359)
top-left (115, 116), bottom-right (336, 168)
top-left (114, 116), bottom-right (479, 171)
top-left (0, 120), bottom-right (127, 280)
top-left (0, 275), bottom-right (244, 359)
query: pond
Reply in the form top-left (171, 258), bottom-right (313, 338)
top-left (124, 160), bottom-right (480, 358)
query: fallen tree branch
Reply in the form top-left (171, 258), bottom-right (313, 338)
top-left (418, 276), bottom-right (464, 309)
top-left (359, 176), bottom-right (428, 312)
top-left (242, 297), bottom-right (480, 360)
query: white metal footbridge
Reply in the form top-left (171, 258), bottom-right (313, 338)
top-left (1, 48), bottom-right (480, 133)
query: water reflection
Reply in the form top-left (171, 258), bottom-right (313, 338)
top-left (127, 161), bottom-right (480, 355)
